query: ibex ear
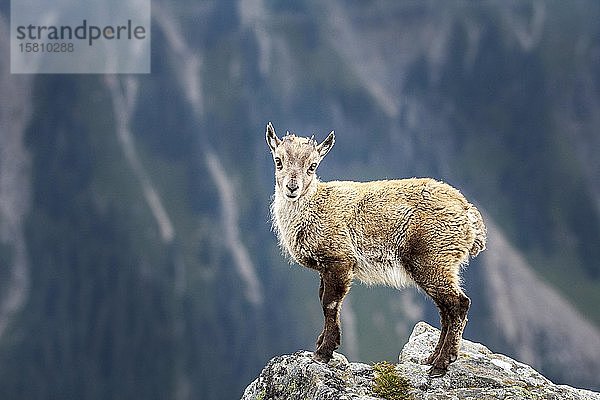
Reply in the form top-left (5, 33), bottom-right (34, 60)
top-left (266, 122), bottom-right (280, 153)
top-left (317, 131), bottom-right (335, 160)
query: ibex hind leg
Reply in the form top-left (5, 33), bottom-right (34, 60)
top-left (424, 306), bottom-right (450, 366)
top-left (428, 288), bottom-right (470, 377)
top-left (411, 264), bottom-right (470, 377)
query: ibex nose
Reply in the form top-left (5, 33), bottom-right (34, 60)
top-left (286, 180), bottom-right (299, 193)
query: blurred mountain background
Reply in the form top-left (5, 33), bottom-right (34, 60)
top-left (1, 1), bottom-right (599, 398)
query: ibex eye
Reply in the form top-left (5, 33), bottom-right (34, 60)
top-left (307, 163), bottom-right (317, 173)
top-left (275, 157), bottom-right (283, 170)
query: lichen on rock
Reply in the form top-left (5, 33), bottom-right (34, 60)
top-left (372, 361), bottom-right (413, 400)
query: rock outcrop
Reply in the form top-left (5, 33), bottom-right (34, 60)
top-left (242, 322), bottom-right (600, 400)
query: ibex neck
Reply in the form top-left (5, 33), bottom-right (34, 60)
top-left (273, 187), bottom-right (312, 217)
top-left (271, 182), bottom-right (319, 261)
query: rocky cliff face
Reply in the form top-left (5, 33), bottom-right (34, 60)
top-left (242, 322), bottom-right (600, 400)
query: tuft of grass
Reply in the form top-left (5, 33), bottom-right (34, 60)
top-left (372, 361), bottom-right (413, 400)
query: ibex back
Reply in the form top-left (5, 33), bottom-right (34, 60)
top-left (266, 122), bottom-right (486, 377)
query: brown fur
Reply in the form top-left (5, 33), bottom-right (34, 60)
top-left (266, 122), bottom-right (487, 376)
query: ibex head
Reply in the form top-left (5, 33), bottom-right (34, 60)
top-left (266, 122), bottom-right (335, 201)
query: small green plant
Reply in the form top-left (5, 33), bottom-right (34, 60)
top-left (372, 361), bottom-right (413, 400)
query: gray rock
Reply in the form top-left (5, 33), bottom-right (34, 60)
top-left (242, 322), bottom-right (600, 400)
top-left (241, 351), bottom-right (379, 400)
top-left (398, 322), bottom-right (600, 400)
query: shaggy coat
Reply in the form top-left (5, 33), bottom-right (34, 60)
top-left (266, 122), bottom-right (486, 377)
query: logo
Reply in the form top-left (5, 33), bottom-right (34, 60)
top-left (15, 19), bottom-right (147, 47)
top-left (11, 0), bottom-right (151, 74)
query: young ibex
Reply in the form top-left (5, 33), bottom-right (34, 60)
top-left (266, 122), bottom-right (486, 377)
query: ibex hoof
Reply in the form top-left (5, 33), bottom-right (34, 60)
top-left (313, 351), bottom-right (333, 363)
top-left (428, 365), bottom-right (447, 378)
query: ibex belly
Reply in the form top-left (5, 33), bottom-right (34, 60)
top-left (353, 249), bottom-right (414, 289)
